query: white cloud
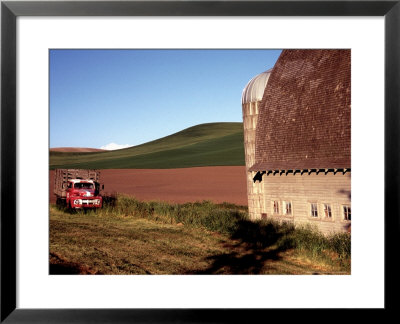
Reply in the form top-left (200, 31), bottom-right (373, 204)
top-left (100, 143), bottom-right (132, 151)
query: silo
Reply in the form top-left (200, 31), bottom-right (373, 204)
top-left (241, 69), bottom-right (272, 219)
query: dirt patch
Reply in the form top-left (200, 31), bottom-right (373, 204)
top-left (49, 166), bottom-right (248, 205)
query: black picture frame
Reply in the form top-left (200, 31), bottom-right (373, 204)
top-left (1, 0), bottom-right (399, 322)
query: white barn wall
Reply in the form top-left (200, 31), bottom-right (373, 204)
top-left (260, 172), bottom-right (351, 234)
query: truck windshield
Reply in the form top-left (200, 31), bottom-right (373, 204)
top-left (74, 183), bottom-right (93, 189)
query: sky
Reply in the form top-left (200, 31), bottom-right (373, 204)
top-left (50, 49), bottom-right (281, 149)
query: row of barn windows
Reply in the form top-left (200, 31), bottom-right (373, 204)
top-left (272, 201), bottom-right (351, 221)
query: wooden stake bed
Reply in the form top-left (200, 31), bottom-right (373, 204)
top-left (54, 169), bottom-right (101, 198)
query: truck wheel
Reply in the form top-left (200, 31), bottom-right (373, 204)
top-left (68, 202), bottom-right (75, 213)
top-left (56, 198), bottom-right (66, 209)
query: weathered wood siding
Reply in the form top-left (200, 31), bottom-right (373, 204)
top-left (259, 171), bottom-right (351, 234)
top-left (54, 169), bottom-right (101, 197)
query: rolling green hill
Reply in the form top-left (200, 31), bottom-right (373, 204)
top-left (50, 122), bottom-right (245, 169)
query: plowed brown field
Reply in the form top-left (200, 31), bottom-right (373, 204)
top-left (49, 166), bottom-right (248, 205)
top-left (50, 147), bottom-right (106, 152)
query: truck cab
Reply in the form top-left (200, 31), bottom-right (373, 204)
top-left (66, 179), bottom-right (102, 209)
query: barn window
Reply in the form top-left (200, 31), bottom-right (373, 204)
top-left (323, 204), bottom-right (332, 218)
top-left (310, 203), bottom-right (318, 217)
top-left (284, 201), bottom-right (292, 215)
top-left (273, 201), bottom-right (279, 214)
top-left (343, 206), bottom-right (351, 221)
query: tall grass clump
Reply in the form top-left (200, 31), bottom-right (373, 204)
top-left (288, 224), bottom-right (351, 267)
top-left (98, 194), bottom-right (248, 235)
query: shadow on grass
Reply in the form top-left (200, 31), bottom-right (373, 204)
top-left (190, 219), bottom-right (295, 274)
top-left (50, 263), bottom-right (84, 275)
top-left (49, 252), bottom-right (102, 275)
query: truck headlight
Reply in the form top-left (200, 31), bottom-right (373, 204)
top-left (74, 199), bottom-right (82, 205)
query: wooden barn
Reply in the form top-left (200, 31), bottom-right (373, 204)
top-left (242, 49), bottom-right (351, 234)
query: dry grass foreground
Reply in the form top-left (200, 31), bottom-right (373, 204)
top-left (50, 205), bottom-right (349, 275)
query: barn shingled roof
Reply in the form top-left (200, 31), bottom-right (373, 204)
top-left (250, 49), bottom-right (351, 171)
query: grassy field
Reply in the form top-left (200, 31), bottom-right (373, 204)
top-left (50, 197), bottom-right (351, 275)
top-left (50, 122), bottom-right (245, 169)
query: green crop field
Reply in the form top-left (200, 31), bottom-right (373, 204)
top-left (50, 122), bottom-right (245, 169)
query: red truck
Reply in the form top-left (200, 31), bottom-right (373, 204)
top-left (54, 169), bottom-right (104, 210)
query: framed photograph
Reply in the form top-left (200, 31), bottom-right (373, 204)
top-left (1, 0), bottom-right (399, 322)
